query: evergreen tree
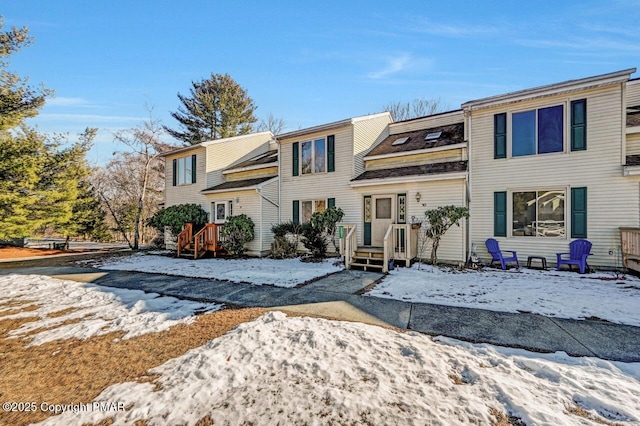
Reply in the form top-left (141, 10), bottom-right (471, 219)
top-left (0, 18), bottom-right (52, 130)
top-left (164, 73), bottom-right (257, 145)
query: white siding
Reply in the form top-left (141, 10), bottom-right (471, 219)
top-left (628, 79), bottom-right (640, 107)
top-left (206, 190), bottom-right (264, 256)
top-left (352, 179), bottom-right (467, 262)
top-left (164, 147), bottom-right (209, 211)
top-left (627, 134), bottom-right (640, 156)
top-left (259, 178), bottom-right (280, 254)
top-left (204, 134), bottom-right (275, 190)
top-left (353, 114), bottom-right (392, 176)
top-left (389, 110), bottom-right (464, 134)
top-left (469, 84), bottom-right (640, 268)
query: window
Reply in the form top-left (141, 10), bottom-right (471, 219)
top-left (301, 199), bottom-right (326, 223)
top-left (512, 105), bottom-right (564, 156)
top-left (295, 135), bottom-right (335, 175)
top-left (375, 198), bottom-right (392, 219)
top-left (212, 201), bottom-right (232, 224)
top-left (495, 101), bottom-right (588, 159)
top-left (301, 138), bottom-right (325, 174)
top-left (512, 190), bottom-right (565, 237)
top-left (294, 199), bottom-right (330, 223)
top-left (172, 154), bottom-right (196, 186)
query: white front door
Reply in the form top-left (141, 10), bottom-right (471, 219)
top-left (371, 195), bottom-right (395, 246)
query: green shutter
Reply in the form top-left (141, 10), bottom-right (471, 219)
top-left (571, 187), bottom-right (587, 238)
top-left (327, 198), bottom-right (335, 209)
top-left (494, 113), bottom-right (507, 159)
top-left (293, 200), bottom-right (300, 224)
top-left (172, 159), bottom-right (177, 186)
top-left (363, 195), bottom-right (372, 245)
top-left (571, 99), bottom-right (587, 151)
top-left (191, 154), bottom-right (197, 183)
top-left (327, 135), bottom-right (335, 172)
top-left (292, 142), bottom-right (299, 176)
top-left (494, 192), bottom-right (507, 237)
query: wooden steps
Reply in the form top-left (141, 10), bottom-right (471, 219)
top-left (349, 247), bottom-right (385, 272)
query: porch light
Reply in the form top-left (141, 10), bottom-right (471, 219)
top-left (415, 192), bottom-right (422, 203)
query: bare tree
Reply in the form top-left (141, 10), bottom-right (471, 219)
top-left (94, 108), bottom-right (170, 249)
top-left (256, 113), bottom-right (287, 135)
top-left (383, 97), bottom-right (447, 121)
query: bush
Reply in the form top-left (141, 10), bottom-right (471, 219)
top-left (270, 221), bottom-right (302, 258)
top-left (220, 214), bottom-right (255, 257)
top-left (301, 220), bottom-right (328, 258)
top-left (147, 204), bottom-right (209, 236)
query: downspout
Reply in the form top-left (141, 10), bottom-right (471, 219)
top-left (276, 139), bottom-right (282, 223)
top-left (466, 108), bottom-right (472, 263)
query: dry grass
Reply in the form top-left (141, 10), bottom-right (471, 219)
top-left (449, 373), bottom-right (465, 385)
top-left (489, 407), bottom-right (526, 426)
top-left (0, 306), bottom-right (267, 426)
top-left (566, 403), bottom-right (624, 426)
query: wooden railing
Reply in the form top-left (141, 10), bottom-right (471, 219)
top-left (383, 224), bottom-right (417, 273)
top-left (340, 224), bottom-right (357, 269)
top-left (620, 227), bottom-right (640, 273)
top-left (193, 226), bottom-right (207, 259)
top-left (176, 223), bottom-right (193, 257)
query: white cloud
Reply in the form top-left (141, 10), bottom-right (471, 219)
top-left (46, 97), bottom-right (93, 107)
top-left (367, 54), bottom-right (412, 79)
top-left (37, 113), bottom-right (145, 123)
top-left (409, 19), bottom-right (498, 38)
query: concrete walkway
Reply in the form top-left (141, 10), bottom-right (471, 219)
top-left (2, 265), bottom-right (639, 362)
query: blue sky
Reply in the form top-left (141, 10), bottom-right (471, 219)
top-left (4, 1), bottom-right (639, 164)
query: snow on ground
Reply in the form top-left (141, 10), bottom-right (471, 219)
top-left (88, 253), bottom-right (343, 287)
top-left (40, 311), bottom-right (640, 426)
top-left (0, 274), bottom-right (221, 345)
top-left (369, 264), bottom-right (640, 326)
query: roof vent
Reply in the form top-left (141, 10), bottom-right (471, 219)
top-left (425, 131), bottom-right (442, 141)
top-left (392, 137), bottom-right (409, 146)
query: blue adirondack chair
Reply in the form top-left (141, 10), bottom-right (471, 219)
top-left (485, 238), bottom-right (519, 270)
top-left (556, 239), bottom-right (592, 274)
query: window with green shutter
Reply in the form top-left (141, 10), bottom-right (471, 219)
top-left (363, 196), bottom-right (372, 245)
top-left (571, 99), bottom-right (587, 151)
top-left (494, 113), bottom-right (507, 159)
top-left (327, 135), bottom-right (335, 172)
top-left (571, 187), bottom-right (587, 238)
top-left (172, 159), bottom-right (177, 186)
top-left (191, 154), bottom-right (197, 183)
top-left (494, 192), bottom-right (507, 237)
top-left (293, 200), bottom-right (300, 224)
top-left (292, 142), bottom-right (299, 176)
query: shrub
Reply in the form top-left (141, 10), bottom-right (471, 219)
top-left (423, 205), bottom-right (469, 266)
top-left (147, 204), bottom-right (209, 236)
top-left (301, 220), bottom-right (328, 258)
top-left (270, 221), bottom-right (302, 258)
top-left (220, 214), bottom-right (255, 257)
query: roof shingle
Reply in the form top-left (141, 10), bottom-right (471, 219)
top-left (202, 176), bottom-right (275, 192)
top-left (352, 161), bottom-right (467, 182)
top-left (366, 123), bottom-right (464, 158)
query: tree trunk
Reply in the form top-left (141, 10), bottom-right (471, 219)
top-left (431, 237), bottom-right (441, 266)
top-left (132, 158), bottom-right (151, 251)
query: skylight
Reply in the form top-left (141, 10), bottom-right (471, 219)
top-left (391, 137), bottom-right (409, 146)
top-left (425, 131), bottom-right (442, 141)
